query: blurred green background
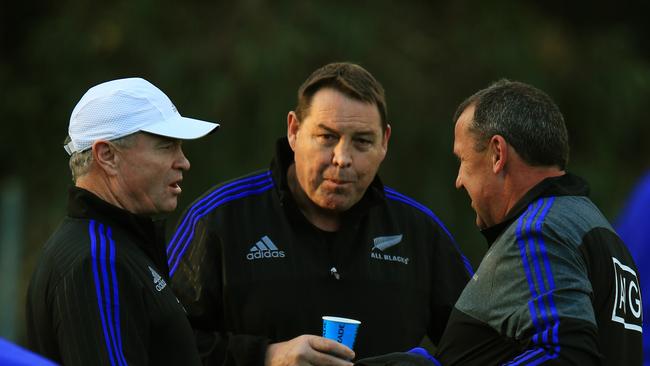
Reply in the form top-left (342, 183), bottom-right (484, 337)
top-left (2, 0), bottom-right (649, 346)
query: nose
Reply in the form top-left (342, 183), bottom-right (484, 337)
top-left (174, 147), bottom-right (191, 171)
top-left (455, 172), bottom-right (462, 190)
top-left (332, 141), bottom-right (352, 168)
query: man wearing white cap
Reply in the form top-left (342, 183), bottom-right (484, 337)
top-left (26, 77), bottom-right (219, 365)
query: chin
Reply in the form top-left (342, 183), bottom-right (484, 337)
top-left (159, 201), bottom-right (178, 214)
top-left (317, 199), bottom-right (351, 212)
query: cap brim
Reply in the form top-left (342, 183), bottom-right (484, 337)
top-left (140, 115), bottom-right (219, 140)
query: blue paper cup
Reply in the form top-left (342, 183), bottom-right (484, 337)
top-left (322, 316), bottom-right (361, 349)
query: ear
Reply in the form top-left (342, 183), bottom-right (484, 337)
top-left (92, 140), bottom-right (119, 176)
top-left (287, 111), bottom-right (300, 151)
top-left (381, 123), bottom-right (392, 154)
top-left (489, 135), bottom-right (508, 174)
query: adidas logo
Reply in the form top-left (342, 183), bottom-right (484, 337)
top-left (246, 235), bottom-right (286, 261)
top-left (148, 266), bottom-right (167, 292)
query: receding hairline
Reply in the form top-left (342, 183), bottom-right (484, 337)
top-left (298, 87), bottom-right (385, 132)
top-left (295, 62), bottom-right (388, 132)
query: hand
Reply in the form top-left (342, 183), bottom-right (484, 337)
top-left (265, 335), bottom-right (355, 366)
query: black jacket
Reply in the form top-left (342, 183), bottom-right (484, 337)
top-left (167, 138), bottom-right (472, 365)
top-left (26, 187), bottom-right (202, 365)
top-left (435, 174), bottom-right (643, 365)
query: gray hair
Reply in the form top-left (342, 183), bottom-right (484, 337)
top-left (66, 133), bottom-right (139, 182)
top-left (453, 79), bottom-right (569, 170)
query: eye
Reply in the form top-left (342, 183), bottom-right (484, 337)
top-left (159, 141), bottom-right (179, 150)
top-left (317, 134), bottom-right (337, 143)
top-left (353, 137), bottom-right (374, 150)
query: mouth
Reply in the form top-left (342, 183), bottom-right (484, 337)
top-left (325, 177), bottom-right (353, 185)
top-left (169, 179), bottom-right (183, 194)
top-left (323, 179), bottom-right (353, 191)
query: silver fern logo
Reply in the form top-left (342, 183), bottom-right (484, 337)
top-left (372, 235), bottom-right (403, 251)
top-left (370, 234), bottom-right (409, 265)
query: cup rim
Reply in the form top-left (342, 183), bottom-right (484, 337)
top-left (322, 316), bottom-right (361, 324)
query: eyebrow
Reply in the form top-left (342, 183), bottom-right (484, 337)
top-left (156, 137), bottom-right (181, 146)
top-left (316, 123), bottom-right (377, 136)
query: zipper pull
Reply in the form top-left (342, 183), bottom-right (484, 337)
top-left (330, 267), bottom-right (341, 280)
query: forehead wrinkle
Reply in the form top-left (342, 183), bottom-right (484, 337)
top-left (316, 123), bottom-right (377, 138)
top-left (311, 107), bottom-right (377, 124)
top-left (306, 89), bottom-right (382, 135)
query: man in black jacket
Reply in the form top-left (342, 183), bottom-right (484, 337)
top-left (437, 79), bottom-right (642, 365)
top-left (357, 80), bottom-right (642, 366)
top-left (168, 62), bottom-right (473, 366)
top-left (26, 77), bottom-right (219, 365)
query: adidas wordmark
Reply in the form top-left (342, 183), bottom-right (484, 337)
top-left (246, 235), bottom-right (286, 260)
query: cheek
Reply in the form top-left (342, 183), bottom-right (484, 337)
top-left (295, 159), bottom-right (322, 191)
top-left (300, 150), bottom-right (328, 172)
top-left (462, 175), bottom-right (481, 200)
top-left (461, 164), bottom-right (479, 187)
top-left (132, 164), bottom-right (164, 192)
top-left (360, 150), bottom-right (382, 169)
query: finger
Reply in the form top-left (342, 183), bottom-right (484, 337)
top-left (308, 336), bottom-right (355, 361)
top-left (307, 349), bottom-right (354, 366)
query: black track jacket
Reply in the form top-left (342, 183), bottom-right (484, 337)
top-left (27, 187), bottom-right (202, 365)
top-left (167, 138), bottom-right (473, 365)
top-left (436, 174), bottom-right (643, 365)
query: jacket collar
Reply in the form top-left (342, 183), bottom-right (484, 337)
top-left (480, 173), bottom-right (590, 245)
top-left (67, 186), bottom-right (170, 277)
top-left (269, 137), bottom-right (385, 229)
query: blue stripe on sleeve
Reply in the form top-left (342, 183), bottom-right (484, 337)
top-left (528, 198), bottom-right (558, 352)
top-left (90, 221), bottom-right (129, 366)
top-left (384, 187), bottom-right (474, 276)
top-left (512, 197), bottom-right (560, 364)
top-left (535, 197), bottom-right (560, 351)
top-left (384, 187), bottom-right (456, 242)
top-left (503, 347), bottom-right (544, 365)
top-left (107, 227), bottom-right (128, 366)
top-left (167, 171), bottom-right (271, 257)
top-left (90, 220), bottom-right (118, 366)
top-left (524, 353), bottom-right (556, 366)
top-left (506, 347), bottom-right (559, 366)
top-left (516, 203), bottom-right (544, 340)
top-left (526, 200), bottom-right (549, 344)
top-left (168, 180), bottom-right (275, 277)
top-left (99, 223), bottom-right (122, 366)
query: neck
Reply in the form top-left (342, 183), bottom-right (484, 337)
top-left (502, 164), bottom-right (565, 217)
top-left (76, 173), bottom-right (126, 212)
top-left (286, 164), bottom-right (341, 232)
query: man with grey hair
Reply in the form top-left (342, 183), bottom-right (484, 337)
top-left (357, 80), bottom-right (642, 366)
top-left (26, 77), bottom-right (219, 365)
top-left (436, 80), bottom-right (641, 364)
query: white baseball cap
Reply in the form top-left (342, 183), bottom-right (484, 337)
top-left (64, 77), bottom-right (219, 155)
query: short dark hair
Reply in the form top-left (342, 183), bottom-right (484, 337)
top-left (295, 62), bottom-right (388, 131)
top-left (454, 79), bottom-right (569, 170)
